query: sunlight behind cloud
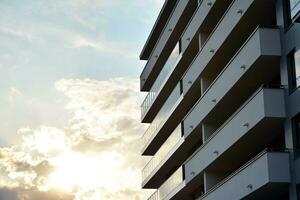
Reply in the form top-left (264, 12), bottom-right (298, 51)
top-left (21, 126), bottom-right (67, 158)
top-left (0, 78), bottom-right (149, 199)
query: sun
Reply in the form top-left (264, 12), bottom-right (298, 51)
top-left (45, 151), bottom-right (101, 193)
top-left (43, 150), bottom-right (122, 197)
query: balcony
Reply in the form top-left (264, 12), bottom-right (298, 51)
top-left (290, 0), bottom-right (300, 22)
top-left (142, 83), bottom-right (182, 155)
top-left (142, 125), bottom-right (183, 188)
top-left (148, 167), bottom-right (185, 200)
top-left (183, 27), bottom-right (281, 138)
top-left (140, 0), bottom-right (178, 60)
top-left (141, 42), bottom-right (181, 121)
top-left (182, 0), bottom-right (276, 98)
top-left (140, 0), bottom-right (198, 92)
top-left (181, 0), bottom-right (234, 53)
top-left (141, 0), bottom-right (235, 123)
top-left (142, 27), bottom-right (282, 188)
top-left (141, 0), bottom-right (279, 156)
top-left (197, 151), bottom-right (290, 200)
top-left (175, 87), bottom-right (286, 199)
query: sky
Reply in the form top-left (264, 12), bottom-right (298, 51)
top-left (0, 0), bottom-right (164, 199)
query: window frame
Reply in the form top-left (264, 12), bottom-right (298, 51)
top-left (284, 0), bottom-right (293, 31)
top-left (288, 49), bottom-right (300, 93)
top-left (293, 113), bottom-right (300, 158)
top-left (297, 184), bottom-right (300, 199)
top-left (295, 50), bottom-right (300, 88)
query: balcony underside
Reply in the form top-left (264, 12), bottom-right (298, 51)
top-left (141, 28), bottom-right (282, 189)
top-left (142, 135), bottom-right (201, 188)
top-left (199, 152), bottom-right (290, 200)
top-left (141, 0), bottom-right (233, 123)
top-left (140, 0), bottom-right (178, 60)
top-left (170, 121), bottom-right (287, 200)
top-left (141, 41), bottom-right (198, 123)
top-left (169, 87), bottom-right (286, 200)
top-left (140, 0), bottom-right (198, 92)
top-left (182, 0), bottom-right (276, 99)
top-left (242, 183), bottom-right (290, 200)
top-left (143, 52), bottom-right (281, 157)
top-left (141, 92), bottom-right (199, 155)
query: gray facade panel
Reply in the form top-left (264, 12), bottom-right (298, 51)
top-left (182, 0), bottom-right (254, 95)
top-left (140, 0), bottom-right (300, 199)
top-left (140, 0), bottom-right (196, 92)
top-left (180, 0), bottom-right (216, 52)
top-left (198, 152), bottom-right (290, 200)
top-left (184, 88), bottom-right (285, 183)
top-left (183, 28), bottom-right (281, 138)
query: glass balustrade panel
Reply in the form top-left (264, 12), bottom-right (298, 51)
top-left (158, 167), bottom-right (184, 200)
top-left (142, 82), bottom-right (181, 150)
top-left (148, 191), bottom-right (159, 200)
top-left (142, 124), bottom-right (182, 180)
top-left (141, 42), bottom-right (181, 117)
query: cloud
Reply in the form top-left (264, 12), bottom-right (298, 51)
top-left (66, 35), bottom-right (137, 59)
top-left (0, 187), bottom-right (74, 200)
top-left (55, 78), bottom-right (142, 141)
top-left (0, 78), bottom-right (150, 199)
top-left (68, 37), bottom-right (99, 49)
top-left (72, 134), bottom-right (121, 153)
top-left (8, 87), bottom-right (23, 104)
top-left (0, 0), bottom-right (163, 198)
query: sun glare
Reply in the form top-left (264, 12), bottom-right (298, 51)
top-left (44, 150), bottom-right (121, 196)
top-left (46, 152), bottom-right (96, 192)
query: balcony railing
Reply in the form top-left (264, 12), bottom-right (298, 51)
top-left (148, 166), bottom-right (184, 200)
top-left (141, 42), bottom-right (181, 119)
top-left (197, 150), bottom-right (290, 200)
top-left (142, 124), bottom-right (182, 181)
top-left (142, 82), bottom-right (182, 152)
top-left (290, 0), bottom-right (300, 18)
top-left (148, 191), bottom-right (159, 200)
top-left (184, 86), bottom-right (286, 184)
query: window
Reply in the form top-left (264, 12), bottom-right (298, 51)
top-left (293, 114), bottom-right (300, 157)
top-left (297, 184), bottom-right (300, 199)
top-left (295, 51), bottom-right (300, 88)
top-left (290, 0), bottom-right (300, 20)
top-left (288, 50), bottom-right (300, 91)
top-left (285, 0), bottom-right (293, 28)
top-left (179, 38), bottom-right (182, 54)
top-left (285, 0), bottom-right (300, 29)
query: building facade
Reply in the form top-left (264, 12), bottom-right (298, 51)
top-left (139, 0), bottom-right (300, 199)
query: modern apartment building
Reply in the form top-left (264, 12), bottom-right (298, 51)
top-left (139, 0), bottom-right (300, 199)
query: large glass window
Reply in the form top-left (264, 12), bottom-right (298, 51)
top-left (290, 0), bottom-right (300, 10)
top-left (290, 0), bottom-right (300, 19)
top-left (297, 184), bottom-right (300, 199)
top-left (294, 114), bottom-right (300, 157)
top-left (288, 50), bottom-right (300, 91)
top-left (295, 50), bottom-right (300, 88)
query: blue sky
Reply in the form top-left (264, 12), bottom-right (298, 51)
top-left (0, 0), bottom-right (162, 144)
top-left (0, 0), bottom-right (163, 199)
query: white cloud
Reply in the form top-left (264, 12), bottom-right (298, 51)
top-left (66, 35), bottom-right (137, 59)
top-left (0, 0), bottom-right (163, 198)
top-left (68, 37), bottom-right (99, 49)
top-left (8, 87), bottom-right (23, 104)
top-left (0, 78), bottom-right (150, 200)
